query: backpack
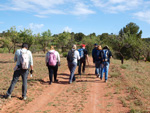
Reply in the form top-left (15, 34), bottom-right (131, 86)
top-left (67, 50), bottom-right (75, 62)
top-left (78, 48), bottom-right (84, 58)
top-left (95, 50), bottom-right (102, 61)
top-left (102, 49), bottom-right (109, 62)
top-left (20, 50), bottom-right (29, 70)
top-left (48, 51), bottom-right (57, 66)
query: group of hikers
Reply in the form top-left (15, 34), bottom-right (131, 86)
top-left (5, 43), bottom-right (112, 100)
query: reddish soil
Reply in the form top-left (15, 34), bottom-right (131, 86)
top-left (0, 55), bottom-right (129, 113)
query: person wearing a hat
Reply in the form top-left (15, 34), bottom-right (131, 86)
top-left (101, 45), bottom-right (112, 83)
top-left (5, 43), bottom-right (33, 100)
top-left (78, 44), bottom-right (89, 75)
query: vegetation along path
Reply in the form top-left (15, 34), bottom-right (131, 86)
top-left (0, 53), bottom-right (144, 113)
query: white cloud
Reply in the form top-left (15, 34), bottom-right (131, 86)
top-left (28, 23), bottom-right (44, 31)
top-left (63, 26), bottom-right (72, 32)
top-left (71, 2), bottom-right (95, 15)
top-left (91, 0), bottom-right (143, 13)
top-left (134, 11), bottom-right (150, 24)
top-left (0, 0), bottom-right (95, 16)
top-left (34, 15), bottom-right (47, 18)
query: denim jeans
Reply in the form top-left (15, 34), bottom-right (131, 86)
top-left (78, 58), bottom-right (86, 75)
top-left (7, 69), bottom-right (29, 97)
top-left (101, 62), bottom-right (110, 80)
top-left (48, 63), bottom-right (58, 82)
top-left (68, 62), bottom-right (77, 83)
top-left (95, 61), bottom-right (102, 75)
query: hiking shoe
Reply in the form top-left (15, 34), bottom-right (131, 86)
top-left (96, 74), bottom-right (99, 78)
top-left (5, 94), bottom-right (11, 99)
top-left (54, 79), bottom-right (59, 83)
top-left (23, 96), bottom-right (27, 101)
top-left (49, 81), bottom-right (52, 85)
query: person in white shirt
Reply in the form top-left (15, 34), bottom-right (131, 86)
top-left (5, 43), bottom-right (33, 100)
top-left (67, 44), bottom-right (80, 84)
top-left (45, 46), bottom-right (60, 85)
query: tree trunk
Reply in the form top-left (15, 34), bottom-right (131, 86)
top-left (119, 52), bottom-right (124, 64)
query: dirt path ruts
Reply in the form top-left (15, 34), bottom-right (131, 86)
top-left (1, 57), bottom-right (129, 113)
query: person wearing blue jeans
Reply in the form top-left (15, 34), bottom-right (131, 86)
top-left (92, 43), bottom-right (98, 75)
top-left (101, 46), bottom-right (112, 83)
top-left (95, 45), bottom-right (103, 78)
top-left (101, 62), bottom-right (109, 81)
top-left (67, 44), bottom-right (80, 84)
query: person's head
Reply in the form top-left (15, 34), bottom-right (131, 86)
top-left (94, 43), bottom-right (98, 47)
top-left (50, 45), bottom-right (54, 50)
top-left (97, 45), bottom-right (102, 50)
top-left (103, 45), bottom-right (109, 50)
top-left (81, 44), bottom-right (86, 49)
top-left (22, 43), bottom-right (28, 49)
top-left (72, 44), bottom-right (77, 50)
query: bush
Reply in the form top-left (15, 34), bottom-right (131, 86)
top-left (62, 52), bottom-right (68, 57)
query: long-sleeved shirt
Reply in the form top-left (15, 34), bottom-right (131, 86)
top-left (14, 48), bottom-right (33, 69)
top-left (67, 49), bottom-right (80, 63)
top-left (45, 50), bottom-right (60, 65)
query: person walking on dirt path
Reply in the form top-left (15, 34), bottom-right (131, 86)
top-left (67, 44), bottom-right (80, 84)
top-left (78, 44), bottom-right (89, 75)
top-left (95, 45), bottom-right (103, 78)
top-left (92, 43), bottom-right (98, 75)
top-left (46, 46), bottom-right (60, 85)
top-left (5, 43), bottom-right (33, 100)
top-left (101, 45), bottom-right (112, 83)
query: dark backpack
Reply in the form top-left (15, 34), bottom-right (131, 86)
top-left (102, 49), bottom-right (109, 62)
top-left (67, 50), bottom-right (75, 62)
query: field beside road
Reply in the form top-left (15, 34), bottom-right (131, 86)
top-left (0, 53), bottom-right (150, 113)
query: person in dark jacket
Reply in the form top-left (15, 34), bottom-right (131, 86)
top-left (92, 43), bottom-right (98, 75)
top-left (95, 45), bottom-right (103, 78)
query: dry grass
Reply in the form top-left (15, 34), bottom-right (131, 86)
top-left (109, 59), bottom-right (150, 112)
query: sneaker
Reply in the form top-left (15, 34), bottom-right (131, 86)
top-left (49, 81), bottom-right (52, 85)
top-left (100, 77), bottom-right (102, 80)
top-left (96, 74), bottom-right (99, 78)
top-left (105, 80), bottom-right (107, 83)
top-left (69, 81), bottom-right (72, 84)
top-left (23, 96), bottom-right (27, 100)
top-left (54, 79), bottom-right (58, 83)
top-left (5, 94), bottom-right (11, 99)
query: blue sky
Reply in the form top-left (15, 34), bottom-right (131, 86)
top-left (0, 0), bottom-right (150, 38)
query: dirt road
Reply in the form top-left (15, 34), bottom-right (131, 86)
top-left (0, 56), bottom-right (129, 113)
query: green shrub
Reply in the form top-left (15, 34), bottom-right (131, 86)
top-left (62, 52), bottom-right (68, 57)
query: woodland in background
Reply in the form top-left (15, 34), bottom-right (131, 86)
top-left (0, 22), bottom-right (150, 64)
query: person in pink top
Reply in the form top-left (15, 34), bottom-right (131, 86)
top-left (45, 46), bottom-right (60, 85)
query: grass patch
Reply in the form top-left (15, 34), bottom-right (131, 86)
top-left (110, 72), bottom-right (121, 78)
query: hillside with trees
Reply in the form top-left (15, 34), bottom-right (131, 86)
top-left (0, 22), bottom-right (150, 63)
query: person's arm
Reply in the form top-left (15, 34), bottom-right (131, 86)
top-left (14, 50), bottom-right (18, 62)
top-left (29, 51), bottom-right (33, 70)
top-left (57, 52), bottom-right (60, 66)
top-left (77, 51), bottom-right (80, 60)
top-left (109, 51), bottom-right (112, 59)
top-left (45, 53), bottom-right (48, 66)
